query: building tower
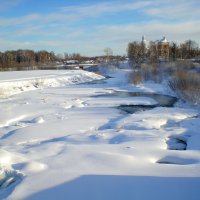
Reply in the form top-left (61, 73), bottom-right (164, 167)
top-left (158, 36), bottom-right (169, 61)
top-left (141, 35), bottom-right (149, 49)
top-left (141, 35), bottom-right (149, 57)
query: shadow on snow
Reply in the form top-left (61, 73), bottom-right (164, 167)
top-left (27, 175), bottom-right (200, 200)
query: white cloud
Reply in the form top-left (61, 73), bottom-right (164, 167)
top-left (80, 20), bottom-right (200, 55)
top-left (61, 1), bottom-right (153, 16)
top-left (0, 39), bottom-right (77, 52)
top-left (0, 1), bottom-right (153, 26)
top-left (0, 0), bottom-right (199, 26)
top-left (0, 0), bottom-right (25, 11)
top-left (95, 20), bottom-right (200, 42)
top-left (1, 20), bottom-right (199, 56)
top-left (0, 14), bottom-right (41, 26)
top-left (144, 0), bottom-right (200, 20)
top-left (60, 0), bottom-right (200, 21)
top-left (0, 0), bottom-right (199, 56)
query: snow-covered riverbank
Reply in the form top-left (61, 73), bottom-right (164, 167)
top-left (0, 69), bottom-right (200, 200)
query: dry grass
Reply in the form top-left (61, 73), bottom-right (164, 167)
top-left (141, 63), bottom-right (161, 83)
top-left (168, 70), bottom-right (200, 104)
top-left (129, 64), bottom-right (161, 85)
top-left (128, 70), bottom-right (143, 85)
top-left (174, 60), bottom-right (195, 70)
top-left (128, 60), bottom-right (200, 105)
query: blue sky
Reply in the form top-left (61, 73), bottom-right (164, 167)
top-left (0, 0), bottom-right (199, 56)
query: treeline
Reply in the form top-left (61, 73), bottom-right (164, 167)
top-left (128, 40), bottom-right (200, 67)
top-left (128, 39), bottom-right (200, 105)
top-left (57, 52), bottom-right (101, 63)
top-left (0, 50), bottom-right (56, 71)
top-left (168, 40), bottom-right (200, 60)
top-left (62, 52), bottom-right (126, 65)
top-left (63, 53), bottom-right (88, 62)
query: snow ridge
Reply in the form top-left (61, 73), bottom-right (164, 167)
top-left (0, 70), bottom-right (104, 98)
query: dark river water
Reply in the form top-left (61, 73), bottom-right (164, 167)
top-left (84, 66), bottom-right (178, 114)
top-left (94, 91), bottom-right (178, 114)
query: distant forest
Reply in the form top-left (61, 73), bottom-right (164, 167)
top-left (0, 50), bottom-right (95, 71)
top-left (128, 40), bottom-right (200, 67)
top-left (1, 39), bottom-right (200, 71)
top-left (0, 50), bottom-right (57, 71)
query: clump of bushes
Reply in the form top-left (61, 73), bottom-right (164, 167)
top-left (129, 60), bottom-right (200, 105)
top-left (168, 70), bottom-right (200, 104)
top-left (128, 63), bottom-right (162, 85)
top-left (174, 60), bottom-right (195, 70)
top-left (141, 63), bottom-right (161, 83)
top-left (128, 70), bottom-right (143, 85)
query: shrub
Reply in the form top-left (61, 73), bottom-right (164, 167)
top-left (128, 64), bottom-right (161, 84)
top-left (141, 63), bottom-right (161, 83)
top-left (128, 70), bottom-right (143, 85)
top-left (128, 60), bottom-right (200, 105)
top-left (174, 60), bottom-right (195, 70)
top-left (168, 70), bottom-right (200, 104)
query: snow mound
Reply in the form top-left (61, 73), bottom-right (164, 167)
top-left (157, 155), bottom-right (198, 165)
top-left (187, 135), bottom-right (200, 150)
top-left (24, 162), bottom-right (48, 173)
top-left (0, 167), bottom-right (23, 189)
top-left (0, 70), bottom-right (104, 97)
top-left (32, 116), bottom-right (45, 124)
top-left (115, 107), bottom-right (198, 130)
top-left (166, 136), bottom-right (187, 150)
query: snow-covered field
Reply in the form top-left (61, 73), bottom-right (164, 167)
top-left (0, 68), bottom-right (200, 200)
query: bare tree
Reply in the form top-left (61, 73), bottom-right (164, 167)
top-left (169, 42), bottom-right (177, 61)
top-left (127, 42), bottom-right (145, 68)
top-left (104, 47), bottom-right (113, 63)
top-left (148, 41), bottom-right (159, 63)
top-left (178, 40), bottom-right (199, 59)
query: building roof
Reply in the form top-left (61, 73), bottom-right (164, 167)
top-left (159, 36), bottom-right (168, 43)
top-left (142, 35), bottom-right (147, 43)
top-left (142, 35), bottom-right (149, 48)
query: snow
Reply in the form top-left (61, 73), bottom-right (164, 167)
top-left (159, 36), bottom-right (168, 43)
top-left (0, 70), bottom-right (104, 98)
top-left (0, 68), bottom-right (200, 200)
top-left (187, 135), bottom-right (200, 150)
top-left (87, 96), bottom-right (158, 107)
